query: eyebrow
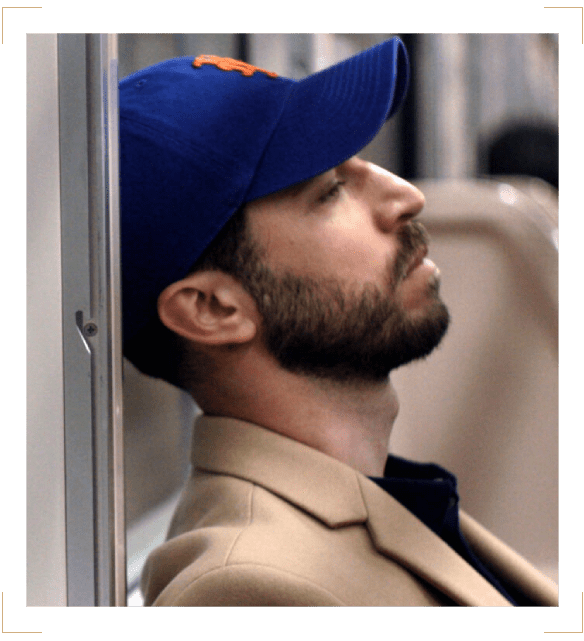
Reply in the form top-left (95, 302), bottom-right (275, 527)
top-left (282, 169), bottom-right (335, 199)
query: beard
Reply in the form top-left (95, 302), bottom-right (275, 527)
top-left (238, 222), bottom-right (450, 384)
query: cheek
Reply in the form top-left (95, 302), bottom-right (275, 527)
top-left (262, 234), bottom-right (313, 270)
top-left (284, 236), bottom-right (397, 286)
top-left (324, 231), bottom-right (399, 282)
top-left (248, 206), bottom-right (397, 283)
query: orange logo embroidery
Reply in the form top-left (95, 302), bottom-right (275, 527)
top-left (192, 55), bottom-right (278, 78)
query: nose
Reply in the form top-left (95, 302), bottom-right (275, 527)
top-left (364, 161), bottom-right (425, 232)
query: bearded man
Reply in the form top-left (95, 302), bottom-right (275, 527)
top-left (120, 39), bottom-right (557, 606)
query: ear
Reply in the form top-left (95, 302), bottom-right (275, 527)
top-left (157, 271), bottom-right (258, 346)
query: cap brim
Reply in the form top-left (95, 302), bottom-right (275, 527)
top-left (246, 37), bottom-right (409, 202)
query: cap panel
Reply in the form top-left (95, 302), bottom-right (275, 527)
top-left (120, 58), bottom-right (293, 169)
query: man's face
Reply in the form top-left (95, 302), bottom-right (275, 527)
top-left (239, 156), bottom-right (450, 383)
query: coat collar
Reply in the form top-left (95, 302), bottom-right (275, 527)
top-left (192, 415), bottom-right (368, 527)
top-left (192, 415), bottom-right (512, 606)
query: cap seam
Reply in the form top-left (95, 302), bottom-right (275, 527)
top-left (239, 80), bottom-right (297, 204)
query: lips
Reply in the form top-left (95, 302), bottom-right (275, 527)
top-left (404, 244), bottom-right (429, 278)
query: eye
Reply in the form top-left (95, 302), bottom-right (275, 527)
top-left (318, 180), bottom-right (346, 204)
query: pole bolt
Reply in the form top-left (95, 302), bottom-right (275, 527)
top-left (83, 322), bottom-right (98, 337)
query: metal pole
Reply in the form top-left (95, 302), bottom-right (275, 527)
top-left (59, 33), bottom-right (126, 606)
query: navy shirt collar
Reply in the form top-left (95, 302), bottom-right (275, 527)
top-left (369, 453), bottom-right (529, 605)
top-left (370, 453), bottom-right (459, 537)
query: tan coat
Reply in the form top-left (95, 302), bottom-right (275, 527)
top-left (141, 416), bottom-right (558, 607)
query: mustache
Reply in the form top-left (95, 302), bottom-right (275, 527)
top-left (391, 221), bottom-right (430, 284)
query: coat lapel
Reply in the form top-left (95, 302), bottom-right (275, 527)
top-left (356, 476), bottom-right (513, 606)
top-left (459, 510), bottom-right (558, 606)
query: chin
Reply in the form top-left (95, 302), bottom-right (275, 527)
top-left (389, 298), bottom-right (451, 373)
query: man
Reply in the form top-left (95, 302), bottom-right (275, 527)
top-left (120, 38), bottom-right (557, 606)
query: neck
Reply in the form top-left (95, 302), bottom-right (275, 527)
top-left (193, 350), bottom-right (399, 477)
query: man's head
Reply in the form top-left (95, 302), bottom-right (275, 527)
top-left (120, 39), bottom-right (449, 390)
top-left (226, 157), bottom-right (449, 384)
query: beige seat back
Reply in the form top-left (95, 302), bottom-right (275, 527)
top-left (391, 177), bottom-right (558, 582)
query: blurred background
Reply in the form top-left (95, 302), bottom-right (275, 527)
top-left (28, 33), bottom-right (558, 606)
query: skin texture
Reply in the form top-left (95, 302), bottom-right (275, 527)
top-left (247, 158), bottom-right (429, 313)
top-left (158, 157), bottom-right (448, 476)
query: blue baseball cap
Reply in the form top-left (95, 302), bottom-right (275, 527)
top-left (120, 37), bottom-right (409, 349)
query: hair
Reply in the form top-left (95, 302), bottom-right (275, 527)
top-left (123, 206), bottom-right (257, 390)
